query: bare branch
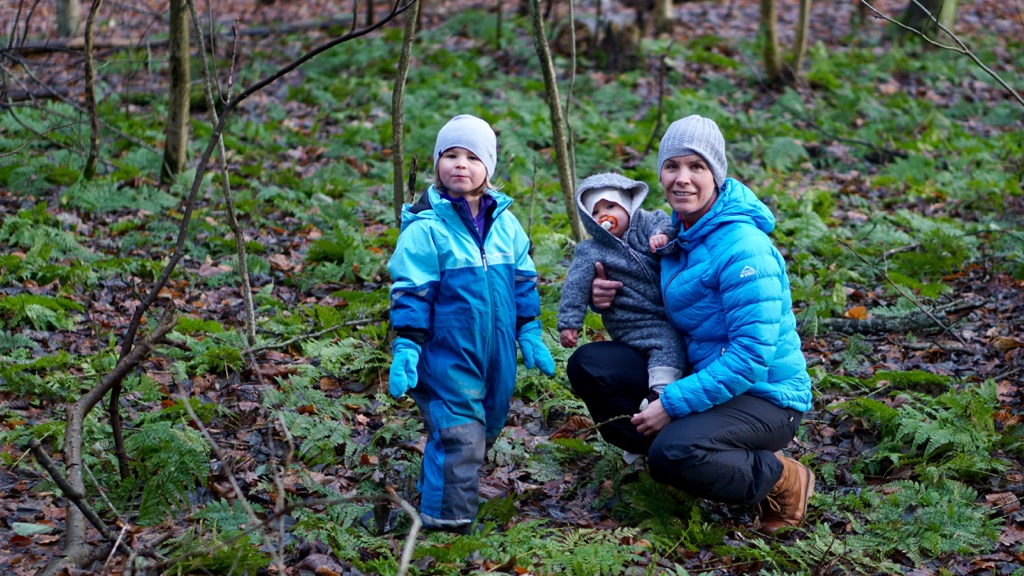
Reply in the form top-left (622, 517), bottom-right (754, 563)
top-left (837, 238), bottom-right (967, 346)
top-left (859, 0), bottom-right (1024, 108)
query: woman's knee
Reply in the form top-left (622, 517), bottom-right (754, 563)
top-left (648, 435), bottom-right (704, 485)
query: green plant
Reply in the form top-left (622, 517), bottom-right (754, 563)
top-left (0, 293), bottom-right (84, 331)
top-left (834, 379), bottom-right (1007, 479)
top-left (744, 522), bottom-right (903, 574)
top-left (612, 473), bottom-right (723, 553)
top-left (856, 479), bottom-right (1000, 563)
top-left (117, 421), bottom-right (210, 525)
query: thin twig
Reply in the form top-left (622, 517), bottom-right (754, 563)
top-left (577, 413), bottom-right (633, 436)
top-left (29, 439), bottom-right (134, 558)
top-left (186, 0), bottom-right (256, 345)
top-left (837, 238), bottom-right (967, 346)
top-left (243, 318), bottom-right (375, 355)
top-left (859, 0), bottom-right (1024, 108)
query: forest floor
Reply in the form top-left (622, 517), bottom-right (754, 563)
top-left (2, 0), bottom-right (1024, 575)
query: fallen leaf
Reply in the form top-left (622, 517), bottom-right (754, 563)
top-left (992, 336), bottom-right (1024, 352)
top-left (549, 415), bottom-right (595, 440)
top-left (844, 305), bottom-right (868, 320)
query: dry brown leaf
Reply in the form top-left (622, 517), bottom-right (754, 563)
top-left (992, 336), bottom-right (1024, 352)
top-left (844, 305), bottom-right (868, 320)
top-left (549, 415), bottom-right (595, 440)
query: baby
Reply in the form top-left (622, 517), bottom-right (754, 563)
top-left (558, 173), bottom-right (686, 409)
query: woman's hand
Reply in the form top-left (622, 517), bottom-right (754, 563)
top-left (631, 399), bottom-right (671, 437)
top-left (591, 262), bottom-right (623, 310)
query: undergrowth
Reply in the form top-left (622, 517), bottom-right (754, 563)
top-left (0, 4), bottom-right (1021, 575)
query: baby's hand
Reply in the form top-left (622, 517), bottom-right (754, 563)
top-left (649, 233), bottom-right (669, 252)
top-left (560, 328), bottom-right (579, 348)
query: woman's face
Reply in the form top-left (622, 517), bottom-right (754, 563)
top-left (660, 154), bottom-right (718, 226)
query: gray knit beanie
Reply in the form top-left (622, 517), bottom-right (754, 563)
top-left (656, 115), bottom-right (727, 188)
top-left (433, 114), bottom-right (497, 178)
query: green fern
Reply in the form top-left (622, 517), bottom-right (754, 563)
top-left (165, 525), bottom-right (271, 575)
top-left (265, 373), bottom-right (367, 466)
top-left (0, 210), bottom-right (95, 261)
top-left (858, 479), bottom-right (1000, 559)
top-left (612, 473), bottom-right (721, 552)
top-left (0, 329), bottom-right (37, 356)
top-left (744, 522), bottom-right (903, 575)
top-left (837, 380), bottom-right (1006, 479)
top-left (0, 293), bottom-right (84, 330)
top-left (306, 227), bottom-right (355, 264)
top-left (0, 351), bottom-right (77, 399)
top-left (119, 421), bottom-right (210, 525)
top-left (282, 411), bottom-right (353, 466)
top-left (193, 499), bottom-right (264, 544)
top-left (545, 526), bottom-right (646, 576)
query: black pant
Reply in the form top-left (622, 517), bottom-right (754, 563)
top-left (567, 341), bottom-right (802, 505)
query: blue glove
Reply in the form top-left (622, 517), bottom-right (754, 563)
top-left (517, 320), bottom-right (555, 376)
top-left (389, 337), bottom-right (421, 398)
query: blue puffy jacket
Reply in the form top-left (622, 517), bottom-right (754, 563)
top-left (659, 178), bottom-right (812, 419)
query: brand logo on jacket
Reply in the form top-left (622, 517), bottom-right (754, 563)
top-left (739, 266), bottom-right (756, 278)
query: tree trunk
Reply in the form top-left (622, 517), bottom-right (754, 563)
top-left (759, 0), bottom-right (783, 85)
top-left (83, 0), bottom-right (103, 180)
top-left (895, 0), bottom-right (958, 40)
top-left (57, 0), bottom-right (82, 37)
top-left (392, 0), bottom-right (420, 227)
top-left (528, 0), bottom-right (583, 242)
top-left (791, 0), bottom-right (811, 79)
top-left (653, 0), bottom-right (673, 34)
top-left (161, 0), bottom-right (190, 184)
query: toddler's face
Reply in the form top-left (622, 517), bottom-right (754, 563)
top-left (437, 147), bottom-right (487, 196)
top-left (591, 199), bottom-right (630, 238)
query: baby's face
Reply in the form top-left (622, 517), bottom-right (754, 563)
top-left (591, 199), bottom-right (630, 238)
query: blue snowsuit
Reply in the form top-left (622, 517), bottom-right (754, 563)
top-left (387, 184), bottom-right (541, 528)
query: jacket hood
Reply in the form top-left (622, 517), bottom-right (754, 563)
top-left (574, 173), bottom-right (649, 239)
top-left (672, 178), bottom-right (775, 244)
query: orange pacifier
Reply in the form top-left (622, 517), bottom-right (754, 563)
top-left (598, 215), bottom-right (618, 231)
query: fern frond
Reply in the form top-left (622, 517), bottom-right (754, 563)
top-left (121, 421), bottom-right (210, 525)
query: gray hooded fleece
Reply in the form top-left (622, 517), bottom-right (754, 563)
top-left (557, 173), bottom-right (686, 390)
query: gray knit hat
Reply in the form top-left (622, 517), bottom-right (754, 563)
top-left (657, 115), bottom-right (727, 188)
top-left (433, 114), bottom-right (497, 178)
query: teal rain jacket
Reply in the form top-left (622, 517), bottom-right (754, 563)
top-left (387, 184), bottom-right (540, 527)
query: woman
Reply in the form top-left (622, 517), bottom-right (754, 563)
top-left (567, 115), bottom-right (814, 533)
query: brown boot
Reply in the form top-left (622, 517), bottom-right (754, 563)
top-left (760, 454), bottom-right (814, 533)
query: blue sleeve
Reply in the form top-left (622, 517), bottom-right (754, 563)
top-left (661, 233), bottom-right (784, 418)
top-left (387, 222), bottom-right (441, 337)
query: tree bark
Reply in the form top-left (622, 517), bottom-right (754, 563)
top-left (161, 0), bottom-right (191, 183)
top-left (653, 0), bottom-right (673, 34)
top-left (82, 0), bottom-right (103, 180)
top-left (759, 0), bottom-right (783, 85)
top-left (792, 0), bottom-right (811, 79)
top-left (528, 0), bottom-right (583, 242)
top-left (899, 0), bottom-right (958, 35)
top-left (57, 0), bottom-right (82, 37)
top-left (392, 0), bottom-right (420, 227)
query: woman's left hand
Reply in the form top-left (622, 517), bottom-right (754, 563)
top-left (631, 399), bottom-right (671, 437)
